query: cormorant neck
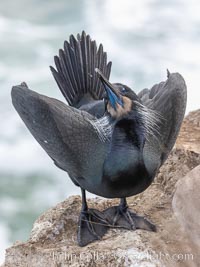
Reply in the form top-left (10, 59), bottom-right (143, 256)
top-left (113, 111), bottom-right (146, 152)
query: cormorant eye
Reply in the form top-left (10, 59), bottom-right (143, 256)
top-left (121, 87), bottom-right (127, 93)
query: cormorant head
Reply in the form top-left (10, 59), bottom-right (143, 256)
top-left (95, 68), bottom-right (139, 119)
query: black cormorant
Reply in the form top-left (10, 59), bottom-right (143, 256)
top-left (11, 32), bottom-right (187, 246)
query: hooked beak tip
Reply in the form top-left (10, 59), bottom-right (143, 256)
top-left (95, 68), bottom-right (107, 84)
top-left (95, 68), bottom-right (100, 74)
top-left (95, 68), bottom-right (114, 92)
top-left (96, 68), bottom-right (124, 109)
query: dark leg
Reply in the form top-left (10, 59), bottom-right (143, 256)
top-left (77, 188), bottom-right (109, 246)
top-left (104, 197), bottom-right (156, 232)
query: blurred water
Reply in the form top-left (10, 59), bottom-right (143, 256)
top-left (0, 0), bottom-right (200, 263)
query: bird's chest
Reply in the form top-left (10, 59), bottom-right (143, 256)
top-left (101, 160), bottom-right (153, 198)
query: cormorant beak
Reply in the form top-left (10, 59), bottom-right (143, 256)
top-left (95, 68), bottom-right (123, 110)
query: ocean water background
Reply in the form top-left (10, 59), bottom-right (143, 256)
top-left (0, 0), bottom-right (200, 262)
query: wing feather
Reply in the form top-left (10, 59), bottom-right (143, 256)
top-left (138, 73), bottom-right (187, 164)
top-left (11, 84), bottom-right (105, 178)
top-left (51, 31), bottom-right (112, 107)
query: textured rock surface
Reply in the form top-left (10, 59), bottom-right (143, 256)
top-left (176, 109), bottom-right (200, 153)
top-left (3, 109), bottom-right (200, 267)
top-left (4, 196), bottom-right (163, 267)
top-left (172, 165), bottom-right (200, 248)
top-left (155, 149), bottom-right (200, 195)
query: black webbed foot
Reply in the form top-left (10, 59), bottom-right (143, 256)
top-left (78, 188), bottom-right (109, 246)
top-left (78, 208), bottom-right (109, 246)
top-left (104, 198), bottom-right (156, 232)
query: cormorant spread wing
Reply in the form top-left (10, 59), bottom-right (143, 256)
top-left (11, 84), bottom-right (106, 182)
top-left (138, 72), bottom-right (187, 164)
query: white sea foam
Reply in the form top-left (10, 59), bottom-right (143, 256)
top-left (0, 15), bottom-right (63, 40)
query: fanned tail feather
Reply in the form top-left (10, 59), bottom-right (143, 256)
top-left (50, 31), bottom-right (112, 107)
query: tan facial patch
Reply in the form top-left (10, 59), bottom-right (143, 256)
top-left (107, 96), bottom-right (132, 119)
